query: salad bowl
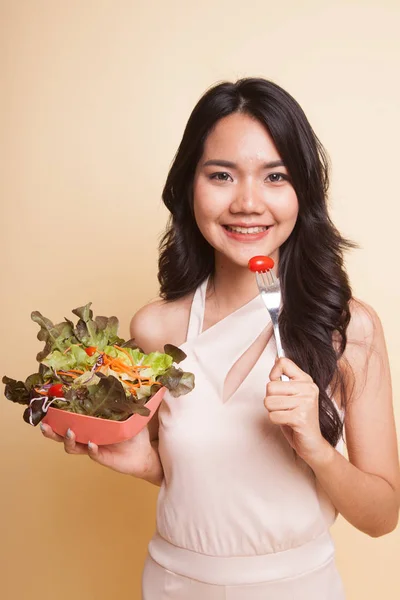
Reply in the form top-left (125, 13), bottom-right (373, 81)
top-left (42, 385), bottom-right (166, 445)
top-left (3, 302), bottom-right (194, 444)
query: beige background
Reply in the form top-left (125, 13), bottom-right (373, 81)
top-left (1, 1), bottom-right (399, 598)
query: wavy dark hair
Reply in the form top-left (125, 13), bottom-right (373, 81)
top-left (158, 78), bottom-right (354, 447)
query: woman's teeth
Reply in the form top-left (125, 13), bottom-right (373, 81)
top-left (225, 225), bottom-right (269, 234)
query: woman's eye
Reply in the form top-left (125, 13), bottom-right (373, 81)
top-left (266, 173), bottom-right (287, 183)
top-left (210, 172), bottom-right (232, 182)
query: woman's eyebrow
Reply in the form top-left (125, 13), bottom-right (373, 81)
top-left (202, 159), bottom-right (285, 169)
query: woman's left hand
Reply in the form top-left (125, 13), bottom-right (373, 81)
top-left (265, 357), bottom-right (331, 466)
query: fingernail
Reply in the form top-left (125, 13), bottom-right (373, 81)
top-left (40, 422), bottom-right (46, 433)
top-left (88, 441), bottom-right (94, 451)
top-left (66, 428), bottom-right (73, 439)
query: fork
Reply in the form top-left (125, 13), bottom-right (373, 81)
top-left (255, 270), bottom-right (289, 382)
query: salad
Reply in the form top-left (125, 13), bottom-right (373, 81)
top-left (3, 302), bottom-right (194, 426)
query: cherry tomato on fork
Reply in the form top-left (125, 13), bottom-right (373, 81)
top-left (47, 383), bottom-right (64, 398)
top-left (248, 256), bottom-right (275, 272)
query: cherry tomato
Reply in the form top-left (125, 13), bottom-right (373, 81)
top-left (85, 346), bottom-right (97, 356)
top-left (48, 383), bottom-right (64, 398)
top-left (248, 255), bottom-right (275, 272)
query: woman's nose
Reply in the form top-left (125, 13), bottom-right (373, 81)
top-left (229, 180), bottom-right (265, 214)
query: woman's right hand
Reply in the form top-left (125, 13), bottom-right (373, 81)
top-left (40, 422), bottom-right (159, 479)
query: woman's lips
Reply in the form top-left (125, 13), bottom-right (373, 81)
top-left (222, 224), bottom-right (272, 242)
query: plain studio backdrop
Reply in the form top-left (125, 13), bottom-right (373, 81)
top-left (1, 1), bottom-right (399, 599)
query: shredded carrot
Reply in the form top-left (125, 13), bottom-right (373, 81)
top-left (102, 355), bottom-right (112, 367)
top-left (114, 345), bottom-right (134, 365)
top-left (110, 359), bottom-right (142, 380)
top-left (110, 358), bottom-right (134, 369)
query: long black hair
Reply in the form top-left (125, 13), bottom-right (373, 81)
top-left (158, 78), bottom-right (354, 447)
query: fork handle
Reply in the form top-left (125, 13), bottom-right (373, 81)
top-left (273, 324), bottom-right (290, 382)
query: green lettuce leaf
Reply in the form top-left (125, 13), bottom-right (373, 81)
top-left (60, 385), bottom-right (93, 415)
top-left (88, 376), bottom-right (132, 419)
top-left (121, 338), bottom-right (143, 352)
top-left (72, 372), bottom-right (101, 387)
top-left (127, 395), bottom-right (151, 417)
top-left (71, 304), bottom-right (124, 350)
top-left (31, 312), bottom-right (75, 361)
top-left (72, 303), bottom-right (100, 347)
top-left (135, 384), bottom-right (152, 401)
top-left (96, 316), bottom-right (123, 346)
top-left (139, 352), bottom-right (173, 379)
top-left (23, 398), bottom-right (48, 425)
top-left (2, 376), bottom-right (31, 405)
top-left (41, 345), bottom-right (95, 372)
top-left (157, 366), bottom-right (195, 397)
top-left (24, 373), bottom-right (44, 392)
top-left (85, 376), bottom-right (149, 420)
top-left (164, 344), bottom-right (187, 364)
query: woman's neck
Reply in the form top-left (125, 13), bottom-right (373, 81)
top-left (206, 258), bottom-right (269, 319)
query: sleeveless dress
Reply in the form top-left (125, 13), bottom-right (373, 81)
top-left (142, 278), bottom-right (346, 599)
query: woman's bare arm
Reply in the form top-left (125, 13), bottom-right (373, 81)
top-left (308, 300), bottom-right (400, 536)
top-left (128, 302), bottom-right (167, 487)
top-left (128, 295), bottom-right (191, 487)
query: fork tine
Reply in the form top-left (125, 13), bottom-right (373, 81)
top-left (256, 269), bottom-right (275, 290)
top-left (256, 271), bottom-right (265, 290)
top-left (261, 272), bottom-right (269, 289)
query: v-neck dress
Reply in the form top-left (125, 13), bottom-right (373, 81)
top-left (142, 278), bottom-right (345, 598)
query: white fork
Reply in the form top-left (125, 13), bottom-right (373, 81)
top-left (255, 270), bottom-right (289, 382)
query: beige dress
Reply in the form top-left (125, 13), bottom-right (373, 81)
top-left (142, 277), bottom-right (346, 599)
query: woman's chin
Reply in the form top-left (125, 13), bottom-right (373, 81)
top-left (216, 249), bottom-right (275, 271)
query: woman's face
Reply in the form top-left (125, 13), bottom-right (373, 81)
top-left (193, 112), bottom-right (298, 270)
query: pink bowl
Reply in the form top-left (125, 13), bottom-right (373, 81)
top-left (42, 386), bottom-right (166, 445)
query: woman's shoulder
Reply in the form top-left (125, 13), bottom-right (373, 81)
top-left (338, 298), bottom-right (388, 404)
top-left (347, 297), bottom-right (383, 345)
top-left (129, 292), bottom-right (195, 353)
top-left (341, 297), bottom-right (387, 376)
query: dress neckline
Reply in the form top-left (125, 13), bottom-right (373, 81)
top-left (186, 275), bottom-right (266, 341)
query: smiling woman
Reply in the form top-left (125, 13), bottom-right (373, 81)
top-left (40, 77), bottom-right (399, 600)
top-left (193, 113), bottom-right (298, 267)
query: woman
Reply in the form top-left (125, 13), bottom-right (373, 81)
top-left (41, 78), bottom-right (399, 599)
